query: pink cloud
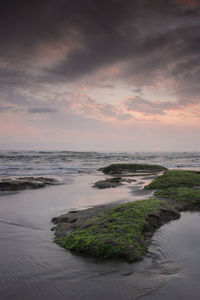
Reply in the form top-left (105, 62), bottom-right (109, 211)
top-left (120, 95), bottom-right (200, 125)
top-left (63, 93), bottom-right (131, 122)
top-left (174, 0), bottom-right (197, 6)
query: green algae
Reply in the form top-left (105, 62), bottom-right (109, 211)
top-left (155, 187), bottom-right (200, 206)
top-left (145, 170), bottom-right (200, 190)
top-left (53, 169), bottom-right (200, 262)
top-left (56, 198), bottom-right (163, 260)
top-left (100, 163), bottom-right (167, 174)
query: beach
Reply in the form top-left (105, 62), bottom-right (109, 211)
top-left (1, 151), bottom-right (200, 299)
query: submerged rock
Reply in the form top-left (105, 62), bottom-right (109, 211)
top-left (0, 177), bottom-right (59, 191)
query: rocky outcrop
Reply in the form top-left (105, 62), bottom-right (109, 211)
top-left (99, 163), bottom-right (167, 175)
top-left (52, 169), bottom-right (200, 262)
top-left (52, 199), bottom-right (180, 262)
top-left (0, 177), bottom-right (59, 191)
top-left (93, 177), bottom-right (136, 189)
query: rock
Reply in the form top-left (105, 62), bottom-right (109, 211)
top-left (93, 177), bottom-right (137, 189)
top-left (99, 163), bottom-right (167, 175)
top-left (0, 177), bottom-right (59, 191)
top-left (93, 177), bottom-right (123, 189)
top-left (124, 178), bottom-right (137, 183)
top-left (145, 170), bottom-right (200, 190)
top-left (51, 217), bottom-right (59, 224)
top-left (52, 198), bottom-right (181, 261)
top-left (52, 168), bottom-right (200, 262)
top-left (0, 180), bottom-right (44, 191)
top-left (18, 177), bottom-right (58, 184)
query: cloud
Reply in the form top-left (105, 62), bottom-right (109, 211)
top-left (98, 84), bottom-right (115, 89)
top-left (28, 107), bottom-right (58, 114)
top-left (123, 96), bottom-right (178, 115)
top-left (65, 94), bottom-right (132, 121)
top-left (0, 1), bottom-right (199, 82)
top-left (0, 105), bottom-right (13, 113)
top-left (174, 0), bottom-right (197, 7)
top-left (133, 88), bottom-right (143, 94)
top-left (0, 0), bottom-right (200, 150)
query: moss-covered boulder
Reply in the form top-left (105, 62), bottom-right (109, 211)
top-left (145, 170), bottom-right (200, 190)
top-left (155, 187), bottom-right (200, 208)
top-left (54, 198), bottom-right (179, 261)
top-left (100, 163), bottom-right (167, 175)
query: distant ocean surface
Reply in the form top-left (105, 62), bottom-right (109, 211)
top-left (0, 150), bottom-right (200, 177)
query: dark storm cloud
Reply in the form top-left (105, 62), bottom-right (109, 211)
top-left (50, 0), bottom-right (200, 84)
top-left (0, 0), bottom-right (200, 106)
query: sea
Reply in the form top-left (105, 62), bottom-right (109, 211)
top-left (1, 150), bottom-right (200, 176)
top-left (0, 151), bottom-right (200, 300)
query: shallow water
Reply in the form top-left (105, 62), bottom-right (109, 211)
top-left (0, 152), bottom-right (200, 299)
top-left (0, 173), bottom-right (199, 299)
top-left (141, 212), bottom-right (200, 300)
top-left (0, 174), bottom-right (152, 300)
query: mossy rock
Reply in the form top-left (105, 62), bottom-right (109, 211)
top-left (53, 168), bottom-right (200, 262)
top-left (100, 163), bottom-right (167, 175)
top-left (155, 187), bottom-right (200, 207)
top-left (55, 198), bottom-right (179, 261)
top-left (145, 170), bottom-right (200, 190)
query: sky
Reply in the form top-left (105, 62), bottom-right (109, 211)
top-left (0, 0), bottom-right (200, 151)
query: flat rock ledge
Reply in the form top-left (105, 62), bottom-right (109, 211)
top-left (52, 199), bottom-right (182, 262)
top-left (99, 163), bottom-right (167, 175)
top-left (93, 163), bottom-right (167, 189)
top-left (52, 169), bottom-right (200, 262)
top-left (0, 177), bottom-right (59, 191)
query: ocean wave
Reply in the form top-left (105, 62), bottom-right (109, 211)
top-left (0, 150), bottom-right (200, 177)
